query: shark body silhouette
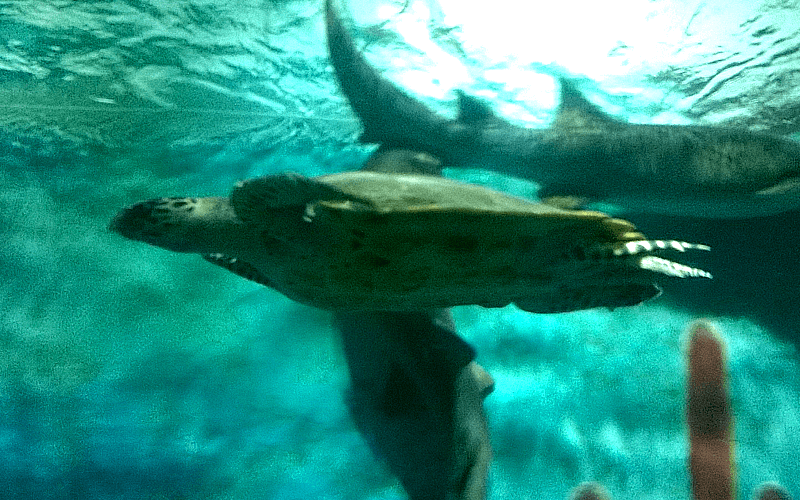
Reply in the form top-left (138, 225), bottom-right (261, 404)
top-left (325, 0), bottom-right (800, 218)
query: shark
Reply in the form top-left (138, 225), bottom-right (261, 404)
top-left (335, 309), bottom-right (493, 500)
top-left (325, 0), bottom-right (800, 218)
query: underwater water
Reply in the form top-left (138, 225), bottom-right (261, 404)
top-left (1, 0), bottom-right (800, 498)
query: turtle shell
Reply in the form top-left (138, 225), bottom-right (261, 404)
top-left (229, 171), bottom-right (708, 312)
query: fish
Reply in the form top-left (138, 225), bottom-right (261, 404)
top-left (325, 0), bottom-right (800, 218)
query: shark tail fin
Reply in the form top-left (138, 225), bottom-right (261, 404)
top-left (325, 0), bottom-right (451, 149)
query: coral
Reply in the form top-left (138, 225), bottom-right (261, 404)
top-left (687, 320), bottom-right (734, 500)
top-left (569, 320), bottom-right (790, 500)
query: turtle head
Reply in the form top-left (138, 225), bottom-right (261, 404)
top-left (110, 196), bottom-right (243, 254)
top-left (109, 198), bottom-right (186, 249)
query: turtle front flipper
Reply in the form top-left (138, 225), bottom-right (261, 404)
top-left (230, 172), bottom-right (374, 224)
top-left (202, 253), bottom-right (274, 287)
top-left (110, 196), bottom-right (246, 254)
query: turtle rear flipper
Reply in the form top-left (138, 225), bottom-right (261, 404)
top-left (515, 284), bottom-right (662, 313)
top-left (231, 172), bottom-right (373, 224)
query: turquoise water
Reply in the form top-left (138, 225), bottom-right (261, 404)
top-left (1, 0), bottom-right (799, 498)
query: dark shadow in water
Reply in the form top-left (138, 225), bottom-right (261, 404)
top-left (631, 210), bottom-right (800, 347)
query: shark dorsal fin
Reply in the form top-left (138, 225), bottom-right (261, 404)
top-left (553, 78), bottom-right (620, 131)
top-left (456, 91), bottom-right (496, 123)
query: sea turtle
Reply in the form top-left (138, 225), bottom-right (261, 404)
top-left (110, 162), bottom-right (710, 313)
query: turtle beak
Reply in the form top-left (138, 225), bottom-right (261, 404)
top-left (108, 199), bottom-right (169, 246)
top-left (109, 202), bottom-right (149, 239)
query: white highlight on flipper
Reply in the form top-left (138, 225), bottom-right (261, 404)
top-left (613, 240), bottom-right (711, 256)
top-left (638, 256), bottom-right (712, 279)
